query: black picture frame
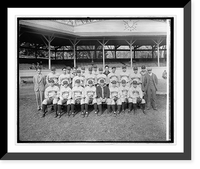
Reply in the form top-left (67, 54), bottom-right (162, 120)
top-left (2, 2), bottom-right (191, 160)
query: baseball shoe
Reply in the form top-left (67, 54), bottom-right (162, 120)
top-left (153, 107), bottom-right (158, 110)
top-left (71, 112), bottom-right (75, 117)
top-left (81, 111), bottom-right (85, 118)
top-left (41, 113), bottom-right (45, 118)
top-left (85, 112), bottom-right (89, 117)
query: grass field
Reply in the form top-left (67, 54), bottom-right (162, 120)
top-left (19, 83), bottom-right (169, 142)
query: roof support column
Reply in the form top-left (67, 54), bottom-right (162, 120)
top-left (125, 39), bottom-right (136, 68)
top-left (152, 38), bottom-right (164, 67)
top-left (70, 39), bottom-right (80, 68)
top-left (42, 34), bottom-right (55, 70)
top-left (97, 39), bottom-right (109, 69)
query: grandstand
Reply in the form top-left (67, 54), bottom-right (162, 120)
top-left (19, 19), bottom-right (170, 94)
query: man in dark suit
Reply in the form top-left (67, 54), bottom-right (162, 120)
top-left (33, 66), bottom-right (46, 110)
top-left (143, 67), bottom-right (158, 110)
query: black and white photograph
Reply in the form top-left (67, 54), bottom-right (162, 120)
top-left (3, 4), bottom-right (192, 161)
top-left (18, 18), bottom-right (173, 142)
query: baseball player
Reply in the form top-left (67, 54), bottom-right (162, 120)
top-left (41, 79), bottom-right (60, 118)
top-left (96, 67), bottom-right (108, 86)
top-left (58, 67), bottom-right (72, 88)
top-left (83, 80), bottom-right (98, 117)
top-left (71, 79), bottom-right (85, 117)
top-left (119, 66), bottom-right (130, 87)
top-left (92, 65), bottom-right (99, 77)
top-left (46, 66), bottom-right (60, 87)
top-left (107, 66), bottom-right (119, 87)
top-left (109, 80), bottom-right (122, 115)
top-left (84, 67), bottom-right (96, 86)
top-left (96, 79), bottom-right (111, 115)
top-left (103, 65), bottom-right (110, 76)
top-left (129, 80), bottom-right (146, 114)
top-left (81, 67), bottom-right (86, 78)
top-left (71, 67), bottom-right (77, 79)
top-left (57, 81), bottom-right (72, 118)
top-left (72, 69), bottom-right (85, 87)
top-left (119, 79), bottom-right (130, 113)
top-left (130, 66), bottom-right (142, 87)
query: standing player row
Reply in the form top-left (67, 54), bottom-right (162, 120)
top-left (45, 65), bottom-right (147, 89)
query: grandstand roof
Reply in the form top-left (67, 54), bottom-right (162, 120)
top-left (19, 19), bottom-right (167, 46)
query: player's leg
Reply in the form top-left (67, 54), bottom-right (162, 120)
top-left (57, 99), bottom-right (63, 118)
top-left (70, 98), bottom-right (75, 116)
top-left (53, 98), bottom-right (58, 117)
top-left (57, 99), bottom-right (67, 118)
top-left (80, 98), bottom-right (85, 117)
top-left (93, 98), bottom-right (98, 114)
top-left (41, 99), bottom-right (52, 117)
top-left (128, 98), bottom-right (133, 113)
top-left (96, 98), bottom-right (102, 115)
top-left (120, 97), bottom-right (125, 113)
top-left (132, 97), bottom-right (137, 114)
top-left (106, 98), bottom-right (111, 113)
top-left (111, 98), bottom-right (116, 114)
top-left (141, 98), bottom-right (146, 114)
top-left (116, 99), bottom-right (122, 114)
top-left (84, 97), bottom-right (89, 117)
top-left (66, 99), bottom-right (71, 116)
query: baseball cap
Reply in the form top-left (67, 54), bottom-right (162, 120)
top-left (121, 79), bottom-right (126, 84)
top-left (77, 70), bottom-right (81, 73)
top-left (88, 80), bottom-right (93, 84)
top-left (141, 65), bottom-right (146, 69)
top-left (93, 65), bottom-right (97, 68)
top-left (122, 66), bottom-right (126, 69)
top-left (81, 67), bottom-right (85, 70)
top-left (88, 67), bottom-right (93, 71)
top-left (63, 81), bottom-right (68, 85)
top-left (75, 79), bottom-right (81, 83)
top-left (132, 80), bottom-right (137, 84)
top-left (112, 66), bottom-right (116, 69)
top-left (99, 67), bottom-right (103, 71)
top-left (66, 66), bottom-right (71, 70)
top-left (99, 79), bottom-right (105, 84)
top-left (147, 67), bottom-right (152, 71)
top-left (111, 80), bottom-right (117, 84)
top-left (133, 66), bottom-right (138, 70)
top-left (51, 67), bottom-right (56, 71)
top-left (48, 79), bottom-right (54, 83)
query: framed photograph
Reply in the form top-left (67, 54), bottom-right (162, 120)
top-left (2, 2), bottom-right (191, 160)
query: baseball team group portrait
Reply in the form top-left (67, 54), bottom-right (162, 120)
top-left (18, 18), bottom-right (172, 142)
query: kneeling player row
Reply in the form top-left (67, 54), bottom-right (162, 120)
top-left (41, 78), bottom-right (146, 118)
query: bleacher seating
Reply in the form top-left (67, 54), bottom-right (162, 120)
top-left (19, 60), bottom-right (166, 70)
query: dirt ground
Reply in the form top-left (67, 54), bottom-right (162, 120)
top-left (19, 84), bottom-right (169, 142)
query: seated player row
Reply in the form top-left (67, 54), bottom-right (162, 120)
top-left (45, 65), bottom-right (147, 89)
top-left (41, 76), bottom-right (146, 118)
